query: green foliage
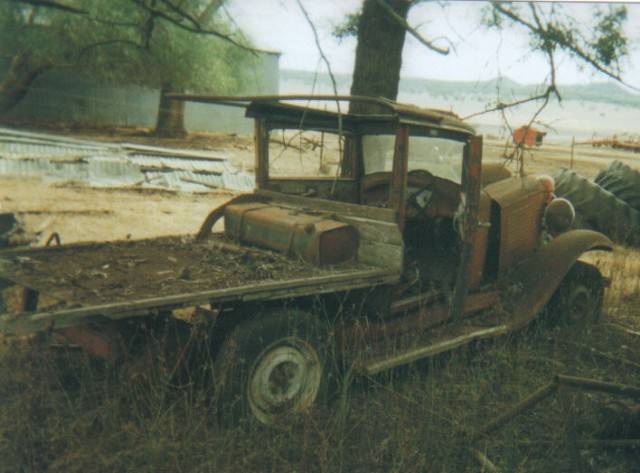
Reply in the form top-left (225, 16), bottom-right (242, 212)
top-left (591, 6), bottom-right (628, 69)
top-left (0, 0), bottom-right (252, 94)
top-left (484, 3), bottom-right (630, 82)
top-left (332, 11), bottom-right (361, 41)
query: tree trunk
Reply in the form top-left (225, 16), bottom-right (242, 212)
top-left (349, 0), bottom-right (411, 114)
top-left (155, 84), bottom-right (186, 138)
top-left (0, 53), bottom-right (50, 115)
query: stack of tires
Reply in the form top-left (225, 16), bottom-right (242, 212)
top-left (554, 162), bottom-right (640, 246)
top-left (595, 161), bottom-right (640, 211)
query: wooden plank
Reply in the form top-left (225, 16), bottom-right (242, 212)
top-left (388, 125), bottom-right (409, 228)
top-left (256, 189), bottom-right (396, 222)
top-left (473, 381), bottom-right (558, 439)
top-left (357, 241), bottom-right (403, 272)
top-left (254, 118), bottom-right (269, 189)
top-left (0, 268), bottom-right (400, 336)
top-left (341, 215), bottom-right (403, 246)
top-left (363, 324), bottom-right (508, 375)
top-left (266, 178), bottom-right (358, 202)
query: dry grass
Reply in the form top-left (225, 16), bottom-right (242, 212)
top-left (1, 135), bottom-right (640, 472)
top-left (1, 245), bottom-right (639, 473)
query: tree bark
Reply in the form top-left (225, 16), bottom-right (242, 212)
top-left (155, 84), bottom-right (186, 137)
top-left (349, 0), bottom-right (411, 114)
top-left (0, 53), bottom-right (50, 115)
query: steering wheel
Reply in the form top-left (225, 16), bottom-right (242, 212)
top-left (408, 169), bottom-right (435, 186)
top-left (407, 169), bottom-right (436, 211)
top-left (360, 169), bottom-right (439, 210)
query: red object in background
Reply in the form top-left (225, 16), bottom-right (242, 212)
top-left (513, 126), bottom-right (547, 147)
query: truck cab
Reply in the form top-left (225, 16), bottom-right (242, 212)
top-left (231, 97), bottom-right (563, 312)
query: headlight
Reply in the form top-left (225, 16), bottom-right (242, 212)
top-left (544, 197), bottom-right (575, 236)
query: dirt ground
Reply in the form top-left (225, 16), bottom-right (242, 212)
top-left (1, 128), bottom-right (638, 246)
top-left (482, 137), bottom-right (640, 178)
top-left (0, 178), bottom-right (234, 245)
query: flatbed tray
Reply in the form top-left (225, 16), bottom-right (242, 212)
top-left (0, 235), bottom-right (398, 335)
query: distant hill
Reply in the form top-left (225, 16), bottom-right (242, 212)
top-left (281, 69), bottom-right (640, 110)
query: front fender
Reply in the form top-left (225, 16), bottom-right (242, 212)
top-left (503, 229), bottom-right (613, 329)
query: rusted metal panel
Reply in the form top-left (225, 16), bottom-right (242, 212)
top-left (450, 135), bottom-right (483, 320)
top-left (468, 191), bottom-right (492, 288)
top-left (224, 203), bottom-right (359, 266)
top-left (481, 163), bottom-right (512, 187)
top-left (389, 125), bottom-right (409, 229)
top-left (56, 324), bottom-right (122, 362)
top-left (504, 229), bottom-right (612, 330)
top-left (485, 176), bottom-right (547, 273)
top-left (341, 290), bottom-right (500, 342)
top-left (196, 193), bottom-right (270, 241)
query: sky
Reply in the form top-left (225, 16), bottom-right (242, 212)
top-left (227, 0), bottom-right (640, 88)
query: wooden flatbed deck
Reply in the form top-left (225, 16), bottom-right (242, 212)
top-left (0, 235), bottom-right (398, 335)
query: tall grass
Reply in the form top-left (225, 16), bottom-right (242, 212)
top-left (1, 246), bottom-right (639, 472)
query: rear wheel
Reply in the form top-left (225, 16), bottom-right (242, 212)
top-left (213, 308), bottom-right (332, 425)
top-left (547, 261), bottom-right (604, 326)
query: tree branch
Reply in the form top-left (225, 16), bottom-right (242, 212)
top-left (127, 0), bottom-right (261, 55)
top-left (156, 0), bottom-right (201, 30)
top-left (492, 1), bottom-right (638, 91)
top-left (296, 0), bottom-right (345, 194)
top-left (463, 90), bottom-right (552, 120)
top-left (77, 39), bottom-right (145, 59)
top-left (6, 0), bottom-right (86, 14)
top-left (375, 0), bottom-right (449, 55)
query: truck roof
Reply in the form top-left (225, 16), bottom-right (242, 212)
top-left (167, 94), bottom-right (476, 137)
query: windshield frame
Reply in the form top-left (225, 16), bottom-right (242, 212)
top-left (384, 124), bottom-right (473, 229)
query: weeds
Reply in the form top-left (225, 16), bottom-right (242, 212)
top-left (1, 246), bottom-right (640, 472)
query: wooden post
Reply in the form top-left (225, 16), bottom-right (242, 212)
top-left (388, 125), bottom-right (409, 230)
top-left (450, 135), bottom-right (482, 321)
top-left (473, 381), bottom-right (557, 440)
top-left (319, 130), bottom-right (325, 173)
top-left (559, 385), bottom-right (581, 473)
top-left (254, 118), bottom-right (269, 189)
top-left (570, 136), bottom-right (575, 169)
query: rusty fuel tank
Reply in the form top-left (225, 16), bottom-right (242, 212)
top-left (224, 203), bottom-right (358, 266)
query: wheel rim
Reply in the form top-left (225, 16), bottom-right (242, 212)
top-left (247, 337), bottom-right (322, 424)
top-left (565, 286), bottom-right (593, 323)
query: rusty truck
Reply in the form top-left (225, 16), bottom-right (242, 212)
top-left (0, 96), bottom-right (613, 425)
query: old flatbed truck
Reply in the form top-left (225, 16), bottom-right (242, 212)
top-left (0, 96), bottom-right (613, 425)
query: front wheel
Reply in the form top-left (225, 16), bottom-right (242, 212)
top-left (213, 308), bottom-right (332, 425)
top-left (547, 261), bottom-right (605, 326)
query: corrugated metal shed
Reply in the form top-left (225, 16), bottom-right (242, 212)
top-left (0, 127), bottom-right (254, 192)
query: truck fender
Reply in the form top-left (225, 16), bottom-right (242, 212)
top-left (196, 193), bottom-right (269, 240)
top-left (503, 229), bottom-right (613, 329)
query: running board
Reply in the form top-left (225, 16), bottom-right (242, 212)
top-left (361, 324), bottom-right (509, 375)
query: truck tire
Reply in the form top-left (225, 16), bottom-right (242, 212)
top-left (213, 308), bottom-right (332, 425)
top-left (553, 168), bottom-right (640, 245)
top-left (546, 261), bottom-right (604, 326)
top-left (594, 161), bottom-right (640, 211)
